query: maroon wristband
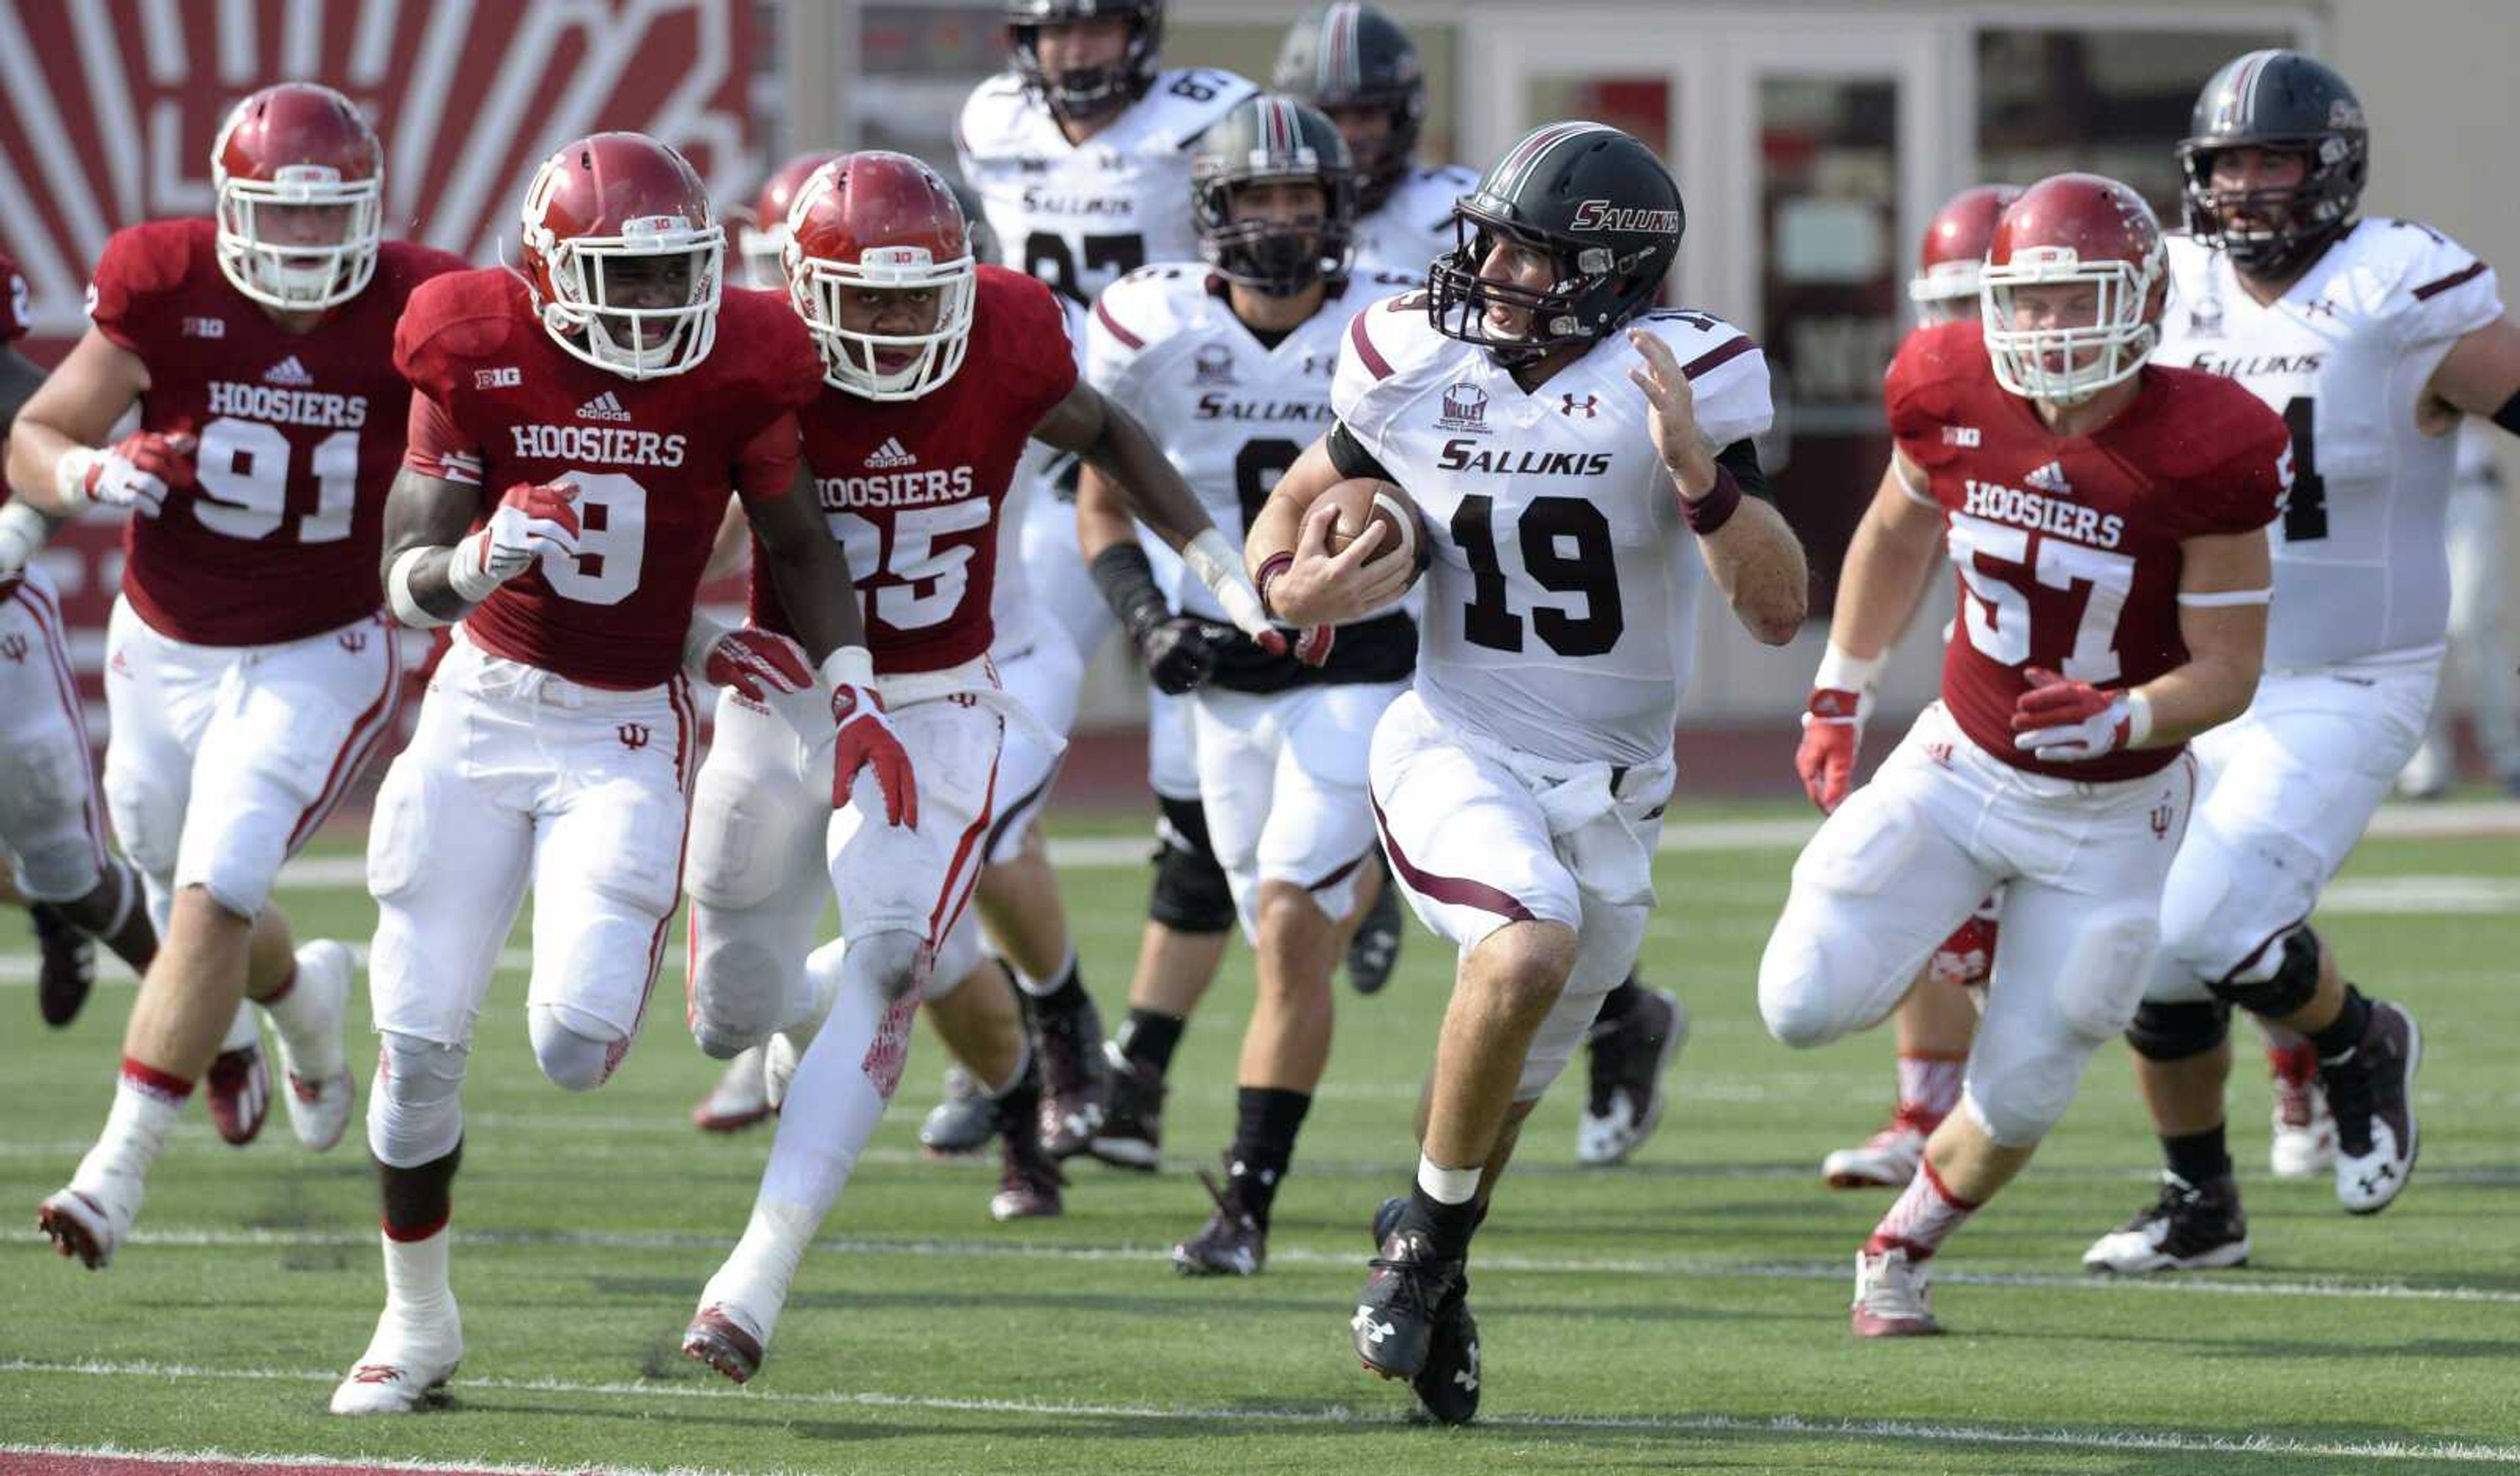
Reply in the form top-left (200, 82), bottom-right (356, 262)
top-left (1254, 551), bottom-right (1295, 618)
top-left (1681, 463), bottom-right (1742, 536)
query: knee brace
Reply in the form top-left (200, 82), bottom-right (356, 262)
top-left (529, 1002), bottom-right (629, 1093)
top-left (2206, 927), bottom-right (2321, 1019)
top-left (2126, 1000), bottom-right (2232, 1062)
top-left (368, 1032), bottom-right (470, 1168)
top-left (686, 902), bottom-right (805, 1059)
top-left (1148, 795), bottom-right (1234, 935)
top-left (2050, 906), bottom-right (2158, 1042)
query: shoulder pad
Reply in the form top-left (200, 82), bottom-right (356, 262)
top-left (392, 269), bottom-right (526, 397)
top-left (1090, 263), bottom-right (1209, 351)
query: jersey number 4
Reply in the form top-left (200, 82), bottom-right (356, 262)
top-left (1452, 494), bottom-right (1624, 657)
top-left (1946, 512), bottom-right (2134, 681)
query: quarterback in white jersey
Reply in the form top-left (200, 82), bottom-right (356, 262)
top-left (1272, 3), bottom-right (1476, 282)
top-left (2088, 51), bottom-right (2520, 1276)
top-left (1082, 96), bottom-right (1419, 1278)
top-left (957, 0), bottom-right (1255, 306)
top-left (1253, 121), bottom-right (1804, 1420)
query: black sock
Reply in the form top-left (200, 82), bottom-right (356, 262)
top-left (2308, 985), bottom-right (2372, 1062)
top-left (991, 1049), bottom-right (1043, 1121)
top-left (1227, 1087), bottom-right (1311, 1227)
top-left (1032, 956), bottom-right (1089, 1015)
top-left (2161, 1124), bottom-right (2232, 1186)
top-left (1593, 975), bottom-right (1643, 1026)
top-left (1404, 1183), bottom-right (1480, 1261)
top-left (1119, 1009), bottom-right (1186, 1078)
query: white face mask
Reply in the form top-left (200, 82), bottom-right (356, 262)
top-left (528, 216), bottom-right (728, 381)
top-left (214, 165), bottom-right (384, 311)
top-left (787, 243), bottom-right (976, 402)
top-left (1979, 247), bottom-right (2161, 406)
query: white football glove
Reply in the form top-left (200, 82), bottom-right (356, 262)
top-left (55, 431), bottom-right (198, 517)
top-left (450, 480), bottom-right (581, 602)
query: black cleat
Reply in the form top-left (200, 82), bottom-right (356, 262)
top-left (2322, 1000), bottom-right (2422, 1215)
top-left (1172, 1162), bottom-right (1265, 1276)
top-left (31, 902), bottom-right (96, 1029)
top-left (1352, 1226), bottom-right (1462, 1381)
top-left (2080, 1172), bottom-right (2250, 1275)
top-left (988, 1107), bottom-right (1066, 1221)
top-left (1345, 864), bottom-right (1405, 997)
top-left (1026, 990), bottom-right (1108, 1160)
top-left (1087, 1040), bottom-right (1164, 1171)
top-left (1370, 1194), bottom-right (1407, 1248)
top-left (1576, 984), bottom-right (1687, 1166)
top-left (918, 1066), bottom-right (997, 1158)
top-left (1412, 1278), bottom-right (1481, 1425)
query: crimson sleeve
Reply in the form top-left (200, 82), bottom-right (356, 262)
top-left (2196, 413), bottom-right (2293, 537)
top-left (85, 230), bottom-right (155, 354)
top-left (734, 411), bottom-right (803, 502)
top-left (401, 390), bottom-right (486, 486)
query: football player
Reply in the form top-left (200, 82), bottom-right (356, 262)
top-left (1815, 184), bottom-right (2020, 1192)
top-left (1271, 2), bottom-right (1477, 282)
top-left (735, 151), bottom-right (843, 291)
top-left (328, 131), bottom-right (883, 1415)
top-left (1765, 173), bottom-right (2290, 1336)
top-left (1257, 122), bottom-right (1803, 1418)
top-left (13, 85), bottom-right (467, 1268)
top-left (957, 0), bottom-right (1256, 306)
top-left (0, 249), bottom-right (150, 1032)
top-left (1078, 95), bottom-right (1415, 1276)
top-left (2084, 51), bottom-right (2520, 1271)
top-left (677, 152), bottom-right (1300, 1385)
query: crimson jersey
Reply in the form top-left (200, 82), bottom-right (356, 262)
top-left (2, 251), bottom-right (27, 341)
top-left (85, 219), bottom-right (466, 645)
top-left (398, 271), bottom-right (820, 690)
top-left (751, 264), bottom-right (1076, 673)
top-left (1887, 320), bottom-right (2290, 782)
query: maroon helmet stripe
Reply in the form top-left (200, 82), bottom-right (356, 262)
top-left (2411, 258), bottom-right (2487, 301)
top-left (1347, 307), bottom-right (1393, 379)
top-left (1095, 297), bottom-right (1144, 350)
top-left (1679, 333), bottom-right (1755, 381)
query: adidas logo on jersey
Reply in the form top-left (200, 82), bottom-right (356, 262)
top-left (2024, 460), bottom-right (2072, 495)
top-left (577, 391), bottom-right (631, 423)
top-left (863, 436), bottom-right (917, 469)
top-left (262, 355), bottom-right (313, 387)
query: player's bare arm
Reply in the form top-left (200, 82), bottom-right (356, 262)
top-left (4, 329), bottom-right (164, 517)
top-left (377, 467), bottom-right (497, 625)
top-left (1828, 452), bottom-right (1948, 663)
top-left (2130, 526), bottom-right (2272, 748)
top-left (740, 461), bottom-right (866, 665)
top-left (2423, 313), bottom-right (2520, 434)
top-left (702, 497), bottom-right (752, 581)
top-left (1240, 434), bottom-right (1412, 627)
top-left (1628, 327), bottom-right (1806, 644)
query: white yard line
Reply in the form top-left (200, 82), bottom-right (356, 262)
top-left (3, 1364), bottom-right (2514, 1464)
top-left (9, 1222), bottom-right (2517, 1305)
top-left (0, 1443), bottom-right (751, 1476)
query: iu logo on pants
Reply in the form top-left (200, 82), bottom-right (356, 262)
top-left (339, 630), bottom-right (368, 654)
top-left (0, 633), bottom-right (26, 664)
top-left (618, 723), bottom-right (651, 751)
top-left (2150, 802), bottom-right (2175, 839)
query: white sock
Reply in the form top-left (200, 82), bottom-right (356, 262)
top-left (261, 946), bottom-right (346, 1080)
top-left (1013, 944), bottom-right (1078, 1000)
top-left (704, 1202), bottom-right (822, 1346)
top-left (381, 1224), bottom-right (456, 1320)
top-left (77, 1070), bottom-right (185, 1188)
top-left (218, 1000), bottom-right (261, 1054)
top-left (1416, 1154), bottom-right (1480, 1206)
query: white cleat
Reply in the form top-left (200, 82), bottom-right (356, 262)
top-left (692, 1047), bottom-right (774, 1133)
top-left (330, 1300), bottom-right (463, 1415)
top-left (1823, 1114), bottom-right (1931, 1190)
top-left (37, 1168), bottom-right (142, 1271)
top-left (2269, 1077), bottom-right (2336, 1180)
top-left (274, 940), bottom-right (358, 1152)
top-left (1851, 1247), bottom-right (1942, 1337)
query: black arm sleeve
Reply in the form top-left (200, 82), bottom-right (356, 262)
top-left (1089, 543), bottom-right (1173, 636)
top-left (1717, 436), bottom-right (1770, 501)
top-left (2492, 388), bottom-right (2520, 438)
top-left (1326, 420), bottom-right (1397, 483)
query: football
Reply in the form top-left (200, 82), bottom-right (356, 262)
top-left (1321, 476), bottom-right (1428, 576)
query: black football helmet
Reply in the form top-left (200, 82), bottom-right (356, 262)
top-left (1429, 121), bottom-right (1682, 364)
top-left (1271, 3), bottom-right (1425, 215)
top-left (1005, 0), bottom-right (1164, 123)
top-left (2178, 50), bottom-right (2368, 277)
top-left (944, 178), bottom-right (1003, 266)
top-left (1192, 95), bottom-right (1356, 295)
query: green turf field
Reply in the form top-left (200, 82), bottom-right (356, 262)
top-left (5, 799), bottom-right (2517, 1475)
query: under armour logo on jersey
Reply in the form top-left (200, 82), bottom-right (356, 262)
top-left (863, 436), bottom-right (917, 470)
top-left (1560, 392), bottom-right (1599, 418)
top-left (262, 355), bottom-right (314, 387)
top-left (618, 723), bottom-right (651, 751)
top-left (2024, 460), bottom-right (2072, 495)
top-left (578, 391), bottom-right (632, 423)
top-left (0, 634), bottom-right (26, 664)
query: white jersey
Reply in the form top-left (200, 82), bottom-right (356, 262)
top-left (2156, 219), bottom-right (2503, 667)
top-left (1087, 263), bottom-right (1412, 623)
top-left (997, 293), bottom-right (1091, 643)
top-left (956, 67), bottom-right (1258, 306)
top-left (1334, 294), bottom-right (1773, 765)
top-left (1351, 165), bottom-right (1476, 282)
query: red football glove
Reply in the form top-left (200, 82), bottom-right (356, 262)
top-left (699, 627), bottom-right (813, 703)
top-left (61, 430), bottom-right (198, 516)
top-left (1794, 687), bottom-right (1868, 813)
top-left (2010, 666), bottom-right (2140, 763)
top-left (831, 682), bottom-right (919, 829)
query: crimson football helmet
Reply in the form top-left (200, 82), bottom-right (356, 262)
top-left (740, 151), bottom-right (843, 289)
top-left (518, 133), bottom-right (724, 379)
top-left (784, 152), bottom-right (977, 402)
top-left (212, 82), bottom-right (383, 311)
top-left (1908, 183), bottom-right (2021, 326)
top-left (1979, 173), bottom-right (2166, 405)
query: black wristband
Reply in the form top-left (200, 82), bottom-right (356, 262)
top-left (2493, 388), bottom-right (2520, 437)
top-left (1682, 464), bottom-right (1743, 535)
top-left (1089, 543), bottom-right (1171, 635)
